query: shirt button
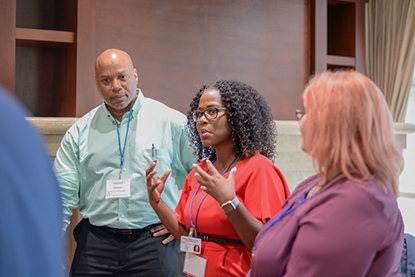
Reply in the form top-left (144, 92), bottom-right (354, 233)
top-left (121, 214), bottom-right (124, 218)
top-left (123, 168), bottom-right (127, 171)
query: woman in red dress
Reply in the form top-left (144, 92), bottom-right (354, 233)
top-left (146, 80), bottom-right (290, 276)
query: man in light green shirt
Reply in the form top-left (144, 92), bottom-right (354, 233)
top-left (54, 49), bottom-right (195, 276)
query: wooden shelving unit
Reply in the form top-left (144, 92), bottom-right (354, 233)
top-left (0, 0), bottom-right (77, 117)
top-left (310, 0), bottom-right (367, 75)
top-left (16, 28), bottom-right (75, 46)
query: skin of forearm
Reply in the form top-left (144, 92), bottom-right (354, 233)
top-left (150, 199), bottom-right (189, 241)
top-left (225, 202), bottom-right (264, 249)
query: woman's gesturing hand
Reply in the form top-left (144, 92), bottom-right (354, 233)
top-left (146, 159), bottom-right (171, 206)
top-left (193, 159), bottom-right (237, 205)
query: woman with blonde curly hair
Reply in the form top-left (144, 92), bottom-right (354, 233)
top-left (250, 70), bottom-right (404, 277)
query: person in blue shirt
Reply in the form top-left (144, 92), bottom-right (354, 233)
top-left (0, 86), bottom-right (64, 276)
top-left (53, 49), bottom-right (195, 276)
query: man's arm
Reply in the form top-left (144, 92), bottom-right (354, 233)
top-left (172, 120), bottom-right (196, 188)
top-left (53, 130), bottom-right (81, 234)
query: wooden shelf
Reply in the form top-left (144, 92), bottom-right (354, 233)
top-left (16, 28), bottom-right (75, 47)
top-left (11, 0), bottom-right (78, 117)
top-left (310, 0), bottom-right (366, 74)
top-left (326, 55), bottom-right (355, 67)
top-left (327, 1), bottom-right (355, 57)
top-left (329, 0), bottom-right (367, 2)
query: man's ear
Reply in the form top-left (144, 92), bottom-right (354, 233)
top-left (133, 68), bottom-right (138, 86)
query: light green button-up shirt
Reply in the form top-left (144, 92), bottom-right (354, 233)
top-left (54, 89), bottom-right (195, 233)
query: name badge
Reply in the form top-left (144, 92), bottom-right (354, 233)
top-left (183, 252), bottom-right (207, 277)
top-left (180, 236), bottom-right (202, 254)
top-left (106, 179), bottom-right (131, 199)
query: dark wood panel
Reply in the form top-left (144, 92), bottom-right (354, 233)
top-left (329, 0), bottom-right (367, 3)
top-left (15, 45), bottom-right (76, 116)
top-left (326, 55), bottom-right (355, 66)
top-left (13, 0), bottom-right (78, 117)
top-left (311, 0), bottom-right (327, 74)
top-left (16, 0), bottom-right (56, 29)
top-left (355, 2), bottom-right (366, 74)
top-left (328, 2), bottom-right (355, 57)
top-left (76, 0), bottom-right (97, 117)
top-left (16, 0), bottom-right (77, 31)
top-left (0, 0), bottom-right (16, 94)
top-left (304, 0), bottom-right (312, 83)
top-left (86, 0), bottom-right (306, 120)
top-left (16, 28), bottom-right (75, 44)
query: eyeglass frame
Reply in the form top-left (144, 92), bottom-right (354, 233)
top-left (192, 107), bottom-right (228, 123)
top-left (295, 109), bottom-right (306, 121)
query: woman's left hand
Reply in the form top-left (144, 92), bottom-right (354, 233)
top-left (193, 159), bottom-right (237, 205)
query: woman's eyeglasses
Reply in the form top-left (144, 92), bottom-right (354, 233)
top-left (192, 107), bottom-right (227, 123)
top-left (295, 110), bottom-right (306, 121)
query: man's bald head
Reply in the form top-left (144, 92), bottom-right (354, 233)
top-left (95, 49), bottom-right (135, 76)
top-left (94, 49), bottom-right (139, 121)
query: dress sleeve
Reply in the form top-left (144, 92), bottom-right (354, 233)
top-left (243, 157), bottom-right (289, 223)
top-left (284, 186), bottom-right (401, 276)
top-left (53, 127), bottom-right (81, 235)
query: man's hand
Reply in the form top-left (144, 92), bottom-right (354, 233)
top-left (151, 221), bottom-right (175, 244)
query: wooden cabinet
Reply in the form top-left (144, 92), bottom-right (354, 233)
top-left (310, 0), bottom-right (367, 75)
top-left (0, 0), bottom-right (77, 117)
top-left (1, 0), bottom-right (369, 118)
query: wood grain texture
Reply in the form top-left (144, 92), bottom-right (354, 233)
top-left (0, 0), bottom-right (16, 94)
top-left (76, 0), bottom-right (97, 117)
top-left (312, 0), bottom-right (327, 74)
top-left (16, 28), bottom-right (75, 44)
top-left (328, 2), bottom-right (355, 57)
top-left (355, 2), bottom-right (366, 74)
top-left (88, 0), bottom-right (307, 120)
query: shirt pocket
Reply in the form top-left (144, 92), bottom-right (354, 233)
top-left (142, 148), bottom-right (171, 179)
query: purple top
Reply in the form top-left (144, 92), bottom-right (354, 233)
top-left (250, 174), bottom-right (404, 277)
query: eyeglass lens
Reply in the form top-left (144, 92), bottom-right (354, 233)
top-left (193, 107), bottom-right (225, 122)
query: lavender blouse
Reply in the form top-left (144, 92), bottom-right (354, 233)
top-left (249, 174), bottom-right (404, 277)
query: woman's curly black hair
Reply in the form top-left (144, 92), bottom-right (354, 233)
top-left (186, 80), bottom-right (277, 162)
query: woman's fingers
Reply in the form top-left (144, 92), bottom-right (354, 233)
top-left (205, 159), bottom-right (220, 175)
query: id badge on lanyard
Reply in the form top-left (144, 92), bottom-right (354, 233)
top-left (105, 112), bottom-right (133, 199)
top-left (106, 179), bottom-right (131, 199)
top-left (181, 225), bottom-right (205, 276)
top-left (181, 156), bottom-right (239, 277)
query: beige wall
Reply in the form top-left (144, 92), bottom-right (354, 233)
top-left (28, 117), bottom-right (415, 191)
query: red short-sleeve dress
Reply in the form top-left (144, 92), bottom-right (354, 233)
top-left (176, 153), bottom-right (290, 276)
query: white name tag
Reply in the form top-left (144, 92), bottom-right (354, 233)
top-left (183, 252), bottom-right (207, 277)
top-left (106, 179), bottom-right (131, 199)
top-left (180, 236), bottom-right (202, 254)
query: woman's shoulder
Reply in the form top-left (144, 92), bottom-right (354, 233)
top-left (322, 179), bottom-right (403, 245)
top-left (335, 179), bottom-right (399, 212)
top-left (240, 153), bottom-right (274, 167)
top-left (235, 154), bottom-right (281, 176)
